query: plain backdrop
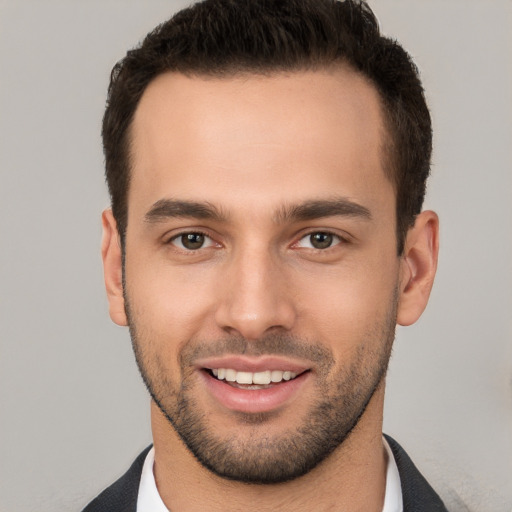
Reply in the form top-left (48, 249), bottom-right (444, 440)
top-left (1, 1), bottom-right (511, 511)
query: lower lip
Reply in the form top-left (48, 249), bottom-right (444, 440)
top-left (200, 370), bottom-right (310, 414)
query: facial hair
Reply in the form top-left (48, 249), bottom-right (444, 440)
top-left (125, 291), bottom-right (397, 485)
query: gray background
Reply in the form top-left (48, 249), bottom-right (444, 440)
top-left (1, 1), bottom-right (511, 511)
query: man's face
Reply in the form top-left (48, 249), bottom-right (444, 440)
top-left (120, 69), bottom-right (402, 483)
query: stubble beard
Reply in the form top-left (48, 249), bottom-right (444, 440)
top-left (125, 296), bottom-right (397, 485)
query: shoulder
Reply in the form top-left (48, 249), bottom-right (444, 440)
top-left (384, 434), bottom-right (448, 512)
top-left (81, 446), bottom-right (152, 512)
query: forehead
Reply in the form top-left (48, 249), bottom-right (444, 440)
top-left (128, 68), bottom-right (393, 221)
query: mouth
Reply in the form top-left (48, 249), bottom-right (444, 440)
top-left (206, 368), bottom-right (302, 389)
top-left (197, 358), bottom-right (311, 414)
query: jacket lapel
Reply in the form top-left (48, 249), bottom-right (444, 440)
top-left (81, 445), bottom-right (151, 512)
top-left (384, 434), bottom-right (448, 512)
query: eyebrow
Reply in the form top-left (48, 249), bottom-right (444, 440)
top-left (144, 197), bottom-right (372, 225)
top-left (275, 198), bottom-right (372, 223)
top-left (144, 199), bottom-right (226, 223)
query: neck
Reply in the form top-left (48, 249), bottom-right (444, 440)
top-left (150, 383), bottom-right (388, 512)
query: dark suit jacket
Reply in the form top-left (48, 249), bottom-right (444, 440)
top-left (82, 435), bottom-right (448, 511)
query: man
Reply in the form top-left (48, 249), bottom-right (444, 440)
top-left (84, 0), bottom-right (445, 510)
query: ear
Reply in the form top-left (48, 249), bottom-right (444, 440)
top-left (397, 210), bottom-right (439, 326)
top-left (101, 209), bottom-right (128, 326)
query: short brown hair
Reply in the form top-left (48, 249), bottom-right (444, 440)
top-left (103, 0), bottom-right (432, 254)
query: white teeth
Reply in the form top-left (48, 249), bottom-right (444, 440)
top-left (235, 371), bottom-right (252, 384)
top-left (210, 368), bottom-right (298, 385)
top-left (271, 370), bottom-right (284, 382)
top-left (225, 369), bottom-right (237, 382)
top-left (253, 371), bottom-right (272, 385)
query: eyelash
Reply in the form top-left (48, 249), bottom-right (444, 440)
top-left (166, 229), bottom-right (348, 252)
top-left (167, 230), bottom-right (216, 251)
top-left (293, 230), bottom-right (347, 251)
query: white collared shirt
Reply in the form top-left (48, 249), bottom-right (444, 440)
top-left (137, 438), bottom-right (403, 511)
top-left (382, 436), bottom-right (404, 512)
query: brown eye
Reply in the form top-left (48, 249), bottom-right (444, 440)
top-left (182, 233), bottom-right (204, 249)
top-left (296, 231), bottom-right (340, 250)
top-left (172, 232), bottom-right (211, 250)
top-left (309, 232), bottom-right (334, 249)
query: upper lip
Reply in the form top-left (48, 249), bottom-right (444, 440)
top-left (195, 356), bottom-right (310, 374)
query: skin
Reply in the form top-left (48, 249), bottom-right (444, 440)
top-left (102, 68), bottom-right (439, 511)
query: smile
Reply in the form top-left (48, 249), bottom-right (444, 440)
top-left (199, 361), bottom-right (310, 413)
top-left (211, 368), bottom-right (299, 386)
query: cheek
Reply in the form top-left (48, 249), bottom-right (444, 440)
top-left (291, 256), bottom-right (400, 345)
top-left (124, 257), bottom-right (219, 342)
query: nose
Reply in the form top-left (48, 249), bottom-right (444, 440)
top-left (214, 246), bottom-right (297, 340)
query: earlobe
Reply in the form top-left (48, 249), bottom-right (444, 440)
top-left (101, 209), bottom-right (128, 326)
top-left (397, 210), bottom-right (439, 326)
